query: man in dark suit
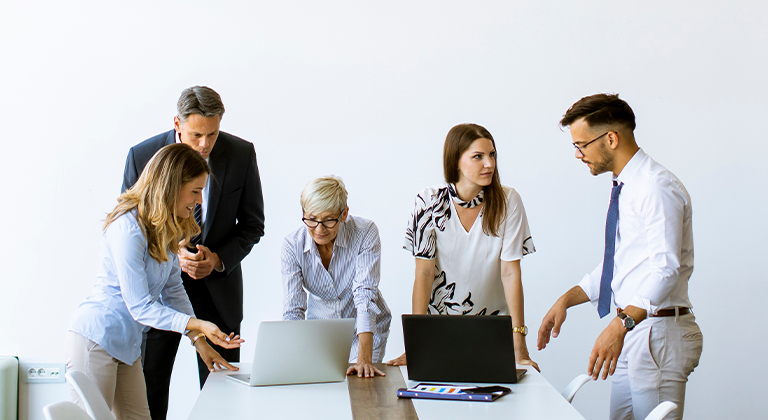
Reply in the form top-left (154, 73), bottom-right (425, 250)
top-left (122, 86), bottom-right (265, 420)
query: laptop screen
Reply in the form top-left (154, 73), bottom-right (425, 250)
top-left (402, 314), bottom-right (523, 383)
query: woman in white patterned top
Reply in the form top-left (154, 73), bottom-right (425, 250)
top-left (282, 176), bottom-right (391, 378)
top-left (387, 123), bottom-right (539, 371)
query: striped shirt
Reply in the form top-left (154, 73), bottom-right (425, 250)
top-left (281, 215), bottom-right (391, 361)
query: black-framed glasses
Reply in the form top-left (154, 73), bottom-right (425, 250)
top-left (302, 213), bottom-right (342, 229)
top-left (573, 132), bottom-right (609, 156)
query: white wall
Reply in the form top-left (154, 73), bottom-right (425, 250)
top-left (2, 1), bottom-right (766, 419)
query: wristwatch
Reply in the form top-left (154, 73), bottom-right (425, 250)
top-left (512, 326), bottom-right (528, 336)
top-left (617, 311), bottom-right (636, 331)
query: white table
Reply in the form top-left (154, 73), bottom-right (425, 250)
top-left (188, 364), bottom-right (586, 420)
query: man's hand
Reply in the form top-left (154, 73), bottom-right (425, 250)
top-left (537, 300), bottom-right (568, 351)
top-left (587, 318), bottom-right (627, 380)
top-left (537, 286), bottom-right (589, 351)
top-left (178, 241), bottom-right (222, 279)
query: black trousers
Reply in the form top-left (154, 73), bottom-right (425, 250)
top-left (142, 275), bottom-right (240, 420)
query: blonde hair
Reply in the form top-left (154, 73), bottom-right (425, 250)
top-left (105, 143), bottom-right (210, 262)
top-left (300, 175), bottom-right (348, 216)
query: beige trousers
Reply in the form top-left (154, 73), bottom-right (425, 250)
top-left (609, 313), bottom-right (703, 420)
top-left (65, 332), bottom-right (151, 420)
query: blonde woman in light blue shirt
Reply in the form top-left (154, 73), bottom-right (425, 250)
top-left (67, 144), bottom-right (243, 420)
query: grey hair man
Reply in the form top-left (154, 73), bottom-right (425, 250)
top-left (122, 86), bottom-right (265, 420)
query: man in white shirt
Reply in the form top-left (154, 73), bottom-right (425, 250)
top-left (537, 93), bottom-right (703, 420)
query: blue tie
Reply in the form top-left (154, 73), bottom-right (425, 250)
top-left (191, 203), bottom-right (204, 246)
top-left (598, 181), bottom-right (623, 318)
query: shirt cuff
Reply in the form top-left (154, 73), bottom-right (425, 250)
top-left (628, 294), bottom-right (656, 315)
top-left (577, 274), bottom-right (600, 307)
top-left (355, 311), bottom-right (374, 334)
top-left (172, 313), bottom-right (192, 335)
top-left (215, 260), bottom-right (225, 272)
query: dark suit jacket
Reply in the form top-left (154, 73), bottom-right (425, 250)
top-left (121, 129), bottom-right (265, 330)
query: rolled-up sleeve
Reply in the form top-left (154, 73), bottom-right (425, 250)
top-left (352, 223), bottom-right (382, 334)
top-left (578, 263), bottom-right (604, 307)
top-left (106, 220), bottom-right (191, 334)
top-left (281, 237), bottom-right (308, 321)
top-left (627, 177), bottom-right (687, 315)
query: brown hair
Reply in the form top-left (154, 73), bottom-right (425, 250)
top-left (560, 93), bottom-right (636, 131)
top-left (443, 123), bottom-right (506, 237)
top-left (105, 143), bottom-right (210, 262)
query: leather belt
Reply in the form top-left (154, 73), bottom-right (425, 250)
top-left (617, 307), bottom-right (691, 317)
top-left (650, 307), bottom-right (690, 317)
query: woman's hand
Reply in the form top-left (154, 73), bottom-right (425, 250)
top-left (346, 362), bottom-right (385, 378)
top-left (195, 340), bottom-right (239, 372)
top-left (188, 318), bottom-right (244, 349)
top-left (386, 352), bottom-right (407, 366)
top-left (516, 349), bottom-right (540, 372)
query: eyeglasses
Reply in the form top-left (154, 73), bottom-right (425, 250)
top-left (302, 213), bottom-right (342, 229)
top-left (573, 132), bottom-right (609, 156)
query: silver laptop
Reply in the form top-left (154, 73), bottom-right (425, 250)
top-left (228, 318), bottom-right (355, 386)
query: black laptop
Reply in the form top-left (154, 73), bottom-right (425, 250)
top-left (402, 314), bottom-right (527, 384)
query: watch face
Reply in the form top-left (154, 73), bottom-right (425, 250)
top-left (622, 315), bottom-right (635, 330)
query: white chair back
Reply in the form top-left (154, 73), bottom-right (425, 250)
top-left (561, 374), bottom-right (591, 403)
top-left (644, 401), bottom-right (678, 420)
top-left (65, 371), bottom-right (115, 420)
top-left (43, 401), bottom-right (93, 420)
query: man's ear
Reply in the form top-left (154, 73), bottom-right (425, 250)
top-left (607, 131), bottom-right (620, 150)
top-left (174, 116), bottom-right (182, 134)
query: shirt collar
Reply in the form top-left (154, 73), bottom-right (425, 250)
top-left (615, 148), bottom-right (645, 185)
top-left (335, 219), bottom-right (350, 249)
top-left (301, 216), bottom-right (350, 253)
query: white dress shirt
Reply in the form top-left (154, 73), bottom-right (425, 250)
top-left (578, 148), bottom-right (694, 315)
top-left (69, 211), bottom-right (195, 364)
top-left (281, 215), bottom-right (391, 361)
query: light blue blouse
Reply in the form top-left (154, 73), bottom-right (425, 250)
top-left (69, 211), bottom-right (194, 365)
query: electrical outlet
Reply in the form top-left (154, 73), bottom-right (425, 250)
top-left (20, 362), bottom-right (66, 383)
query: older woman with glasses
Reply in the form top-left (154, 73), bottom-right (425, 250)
top-left (281, 176), bottom-right (391, 378)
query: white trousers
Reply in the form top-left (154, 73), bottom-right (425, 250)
top-left (65, 332), bottom-right (151, 420)
top-left (610, 313), bottom-right (703, 420)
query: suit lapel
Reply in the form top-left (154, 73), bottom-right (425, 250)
top-left (204, 137), bottom-right (227, 241)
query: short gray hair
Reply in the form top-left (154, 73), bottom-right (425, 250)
top-left (301, 176), bottom-right (348, 216)
top-left (177, 86), bottom-right (226, 122)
